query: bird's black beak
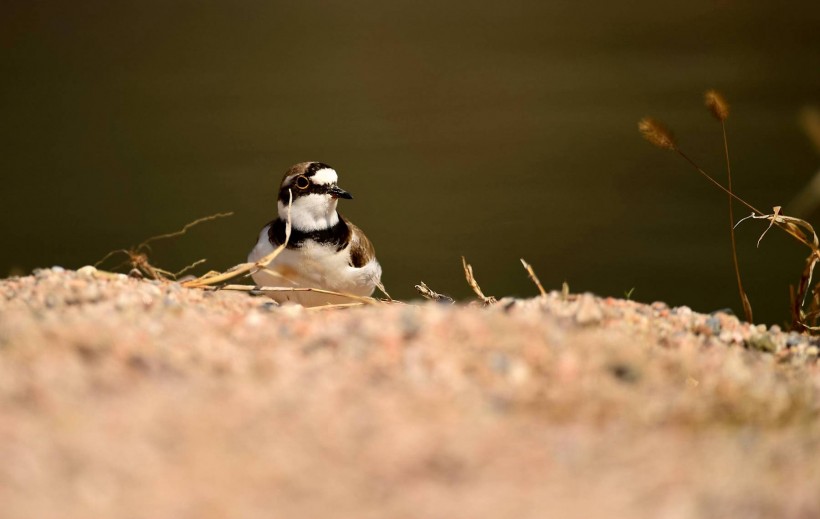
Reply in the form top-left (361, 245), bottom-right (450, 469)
top-left (329, 185), bottom-right (353, 199)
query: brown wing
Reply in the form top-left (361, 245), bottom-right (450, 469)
top-left (346, 220), bottom-right (376, 268)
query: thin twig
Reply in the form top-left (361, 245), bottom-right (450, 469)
top-left (375, 281), bottom-right (393, 301)
top-left (720, 118), bottom-right (753, 322)
top-left (414, 281), bottom-right (454, 303)
top-left (139, 212), bottom-right (233, 250)
top-left (520, 258), bottom-right (547, 299)
top-left (675, 149), bottom-right (813, 250)
top-left (94, 249), bottom-right (131, 269)
top-left (174, 259), bottom-right (207, 278)
top-left (218, 284), bottom-right (380, 304)
top-left (94, 212), bottom-right (233, 280)
top-left (183, 192), bottom-right (293, 288)
top-left (306, 302), bottom-right (368, 311)
top-left (461, 256), bottom-right (497, 305)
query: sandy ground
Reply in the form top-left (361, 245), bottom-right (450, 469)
top-left (1, 267), bottom-right (819, 519)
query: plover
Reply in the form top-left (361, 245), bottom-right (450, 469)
top-left (248, 162), bottom-right (382, 306)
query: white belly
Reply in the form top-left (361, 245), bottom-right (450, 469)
top-left (247, 225), bottom-right (382, 307)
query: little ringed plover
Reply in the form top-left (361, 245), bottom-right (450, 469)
top-left (248, 161), bottom-right (382, 306)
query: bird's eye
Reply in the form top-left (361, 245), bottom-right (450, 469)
top-left (295, 175), bottom-right (310, 190)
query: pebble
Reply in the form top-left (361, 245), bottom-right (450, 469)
top-left (705, 316), bottom-right (722, 335)
top-left (675, 306), bottom-right (693, 317)
top-left (786, 335), bottom-right (802, 347)
top-left (746, 334), bottom-right (778, 354)
top-left (575, 295), bottom-right (603, 325)
top-left (77, 265), bottom-right (98, 278)
top-left (1, 268), bottom-right (818, 370)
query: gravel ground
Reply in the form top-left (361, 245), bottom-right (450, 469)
top-left (1, 267), bottom-right (819, 519)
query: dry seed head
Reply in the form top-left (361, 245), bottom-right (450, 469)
top-left (705, 90), bottom-right (730, 121)
top-left (638, 117), bottom-right (677, 150)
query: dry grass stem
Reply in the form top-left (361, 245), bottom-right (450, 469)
top-left (706, 89), bottom-right (751, 322)
top-left (414, 281), bottom-right (454, 304)
top-left (520, 258), bottom-right (547, 299)
top-left (95, 211), bottom-right (234, 281)
top-left (183, 192), bottom-right (293, 289)
top-left (638, 117), bottom-right (677, 150)
top-left (705, 90), bottom-right (730, 121)
top-left (639, 116), bottom-right (816, 252)
top-left (736, 208), bottom-right (818, 249)
top-left (258, 266), bottom-right (297, 284)
top-left (734, 208), bottom-right (820, 330)
top-left (174, 259), bottom-right (208, 278)
top-left (461, 256), bottom-right (497, 305)
top-left (375, 281), bottom-right (393, 301)
top-left (139, 212), bottom-right (233, 249)
top-left (639, 97), bottom-right (820, 330)
top-left (218, 284), bottom-right (380, 305)
top-left (758, 206), bottom-right (781, 248)
top-left (96, 250), bottom-right (175, 281)
top-left (306, 302), bottom-right (368, 311)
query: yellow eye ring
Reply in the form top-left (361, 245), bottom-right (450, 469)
top-left (295, 175), bottom-right (310, 190)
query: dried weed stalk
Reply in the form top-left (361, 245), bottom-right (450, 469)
top-left (461, 256), bottom-right (497, 306)
top-left (414, 281), bottom-right (455, 303)
top-left (641, 92), bottom-right (820, 331)
top-left (520, 258), bottom-right (547, 299)
top-left (703, 90), bottom-right (752, 322)
top-left (182, 192), bottom-right (295, 289)
top-left (95, 211), bottom-right (233, 280)
top-left (217, 284), bottom-right (380, 305)
top-left (736, 208), bottom-right (820, 330)
top-left (705, 90), bottom-right (730, 122)
top-left (638, 118), bottom-right (677, 151)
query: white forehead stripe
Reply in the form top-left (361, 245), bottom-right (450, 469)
top-left (311, 168), bottom-right (338, 185)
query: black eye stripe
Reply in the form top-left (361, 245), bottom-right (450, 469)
top-left (278, 180), bottom-right (333, 203)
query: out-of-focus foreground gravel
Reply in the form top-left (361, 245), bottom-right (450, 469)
top-left (1, 267), bottom-right (820, 519)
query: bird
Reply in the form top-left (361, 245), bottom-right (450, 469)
top-left (247, 162), bottom-right (382, 306)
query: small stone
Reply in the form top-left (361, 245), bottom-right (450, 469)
top-left (144, 284), bottom-right (162, 297)
top-left (786, 335), bottom-right (803, 347)
top-left (608, 363), bottom-right (640, 383)
top-left (705, 316), bottom-right (721, 335)
top-left (259, 301), bottom-right (277, 312)
top-left (746, 334), bottom-right (778, 354)
top-left (575, 295), bottom-right (603, 325)
top-left (675, 306), bottom-right (693, 317)
top-left (51, 266), bottom-right (65, 273)
top-left (77, 265), bottom-right (98, 278)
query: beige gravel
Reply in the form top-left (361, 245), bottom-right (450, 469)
top-left (1, 267), bottom-right (819, 519)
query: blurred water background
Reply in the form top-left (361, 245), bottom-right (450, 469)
top-left (2, 0), bottom-right (819, 324)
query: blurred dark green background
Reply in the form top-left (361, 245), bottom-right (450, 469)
top-left (2, 1), bottom-right (819, 324)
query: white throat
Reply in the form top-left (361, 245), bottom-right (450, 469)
top-left (278, 194), bottom-right (339, 231)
